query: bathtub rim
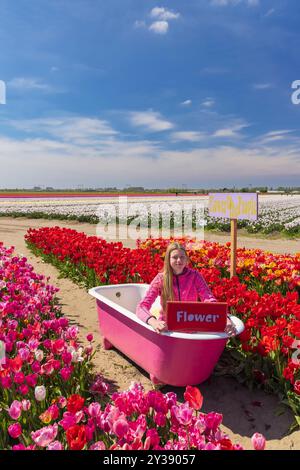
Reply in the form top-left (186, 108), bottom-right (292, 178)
top-left (89, 284), bottom-right (244, 340)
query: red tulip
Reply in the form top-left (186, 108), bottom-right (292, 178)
top-left (184, 386), bottom-right (203, 410)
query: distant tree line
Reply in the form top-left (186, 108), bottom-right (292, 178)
top-left (0, 186), bottom-right (300, 194)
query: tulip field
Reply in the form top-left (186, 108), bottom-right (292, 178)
top-left (24, 228), bottom-right (300, 423)
top-left (1, 194), bottom-right (300, 236)
top-left (0, 241), bottom-right (266, 450)
top-left (2, 206), bottom-right (300, 450)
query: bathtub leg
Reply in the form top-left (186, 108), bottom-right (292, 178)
top-left (150, 374), bottom-right (164, 388)
top-left (103, 338), bottom-right (113, 350)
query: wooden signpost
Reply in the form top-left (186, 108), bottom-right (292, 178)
top-left (208, 193), bottom-right (259, 278)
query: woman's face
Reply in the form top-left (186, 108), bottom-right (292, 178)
top-left (169, 249), bottom-right (188, 275)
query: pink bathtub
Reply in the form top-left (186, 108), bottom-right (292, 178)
top-left (89, 284), bottom-right (244, 387)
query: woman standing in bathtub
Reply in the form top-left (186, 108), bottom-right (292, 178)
top-left (136, 242), bottom-right (217, 333)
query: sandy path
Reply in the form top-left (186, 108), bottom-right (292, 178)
top-left (0, 216), bottom-right (299, 450)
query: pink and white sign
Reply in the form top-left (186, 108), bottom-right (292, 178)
top-left (166, 301), bottom-right (228, 332)
top-left (208, 193), bottom-right (258, 220)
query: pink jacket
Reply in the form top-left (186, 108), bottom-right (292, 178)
top-left (136, 267), bottom-right (216, 323)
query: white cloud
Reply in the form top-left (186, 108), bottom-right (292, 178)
top-left (180, 99), bottom-right (192, 106)
top-left (129, 110), bottom-right (174, 132)
top-left (171, 131), bottom-right (206, 142)
top-left (1, 116), bottom-right (300, 187)
top-left (7, 77), bottom-right (54, 92)
top-left (137, 6), bottom-right (180, 35)
top-left (253, 83), bottom-right (273, 90)
top-left (211, 0), bottom-right (259, 6)
top-left (8, 117), bottom-right (118, 146)
top-left (150, 7), bottom-right (180, 21)
top-left (264, 130), bottom-right (293, 137)
top-left (202, 98), bottom-right (215, 108)
top-left (258, 130), bottom-right (294, 144)
top-left (213, 122), bottom-right (249, 138)
top-left (211, 0), bottom-right (237, 5)
top-left (1, 127), bottom-right (300, 188)
top-left (149, 21), bottom-right (169, 35)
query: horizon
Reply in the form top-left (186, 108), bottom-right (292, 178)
top-left (1, 1), bottom-right (300, 187)
top-left (0, 185), bottom-right (299, 192)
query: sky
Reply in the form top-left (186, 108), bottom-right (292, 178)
top-left (0, 0), bottom-right (300, 189)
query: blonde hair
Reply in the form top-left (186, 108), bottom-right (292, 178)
top-left (161, 242), bottom-right (189, 311)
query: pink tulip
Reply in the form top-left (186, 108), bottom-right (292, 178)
top-left (19, 348), bottom-right (30, 361)
top-left (58, 412), bottom-right (77, 430)
top-left (9, 400), bottom-right (22, 420)
top-left (25, 373), bottom-right (38, 387)
top-left (8, 423), bottom-right (22, 439)
top-left (86, 334), bottom-right (94, 342)
top-left (172, 403), bottom-right (193, 426)
top-left (251, 433), bottom-right (266, 450)
top-left (52, 339), bottom-right (65, 354)
top-left (57, 396), bottom-right (67, 409)
top-left (28, 339), bottom-right (39, 351)
top-left (86, 421), bottom-right (95, 440)
top-left (52, 360), bottom-right (61, 370)
top-left (22, 399), bottom-right (31, 411)
top-left (18, 384), bottom-right (29, 396)
top-left (1, 376), bottom-right (12, 389)
top-left (204, 442), bottom-right (220, 450)
top-left (90, 441), bottom-right (106, 450)
top-left (31, 361), bottom-right (41, 373)
top-left (154, 412), bottom-right (166, 427)
top-left (146, 429), bottom-right (160, 448)
top-left (204, 412), bottom-right (223, 431)
top-left (13, 372), bottom-right (25, 384)
top-left (61, 351), bottom-right (72, 364)
top-left (75, 410), bottom-right (85, 423)
top-left (60, 367), bottom-right (72, 381)
top-left (43, 339), bottom-right (52, 350)
top-left (66, 326), bottom-right (79, 340)
top-left (88, 402), bottom-right (101, 418)
top-left (165, 392), bottom-right (177, 409)
top-left (12, 444), bottom-right (26, 450)
top-left (233, 444), bottom-right (244, 450)
top-left (7, 320), bottom-right (18, 330)
top-left (47, 440), bottom-right (63, 450)
top-left (113, 418), bottom-right (129, 438)
top-left (41, 362), bottom-right (54, 375)
top-left (31, 424), bottom-right (58, 447)
top-left (90, 376), bottom-right (109, 395)
top-left (195, 419), bottom-right (206, 435)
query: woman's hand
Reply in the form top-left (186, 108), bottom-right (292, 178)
top-left (225, 316), bottom-right (237, 336)
top-left (147, 317), bottom-right (167, 333)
